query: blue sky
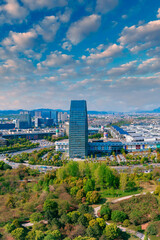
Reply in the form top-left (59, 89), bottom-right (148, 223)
top-left (0, 0), bottom-right (160, 111)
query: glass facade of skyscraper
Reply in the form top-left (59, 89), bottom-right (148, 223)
top-left (69, 100), bottom-right (88, 158)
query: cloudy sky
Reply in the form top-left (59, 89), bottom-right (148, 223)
top-left (0, 0), bottom-right (160, 111)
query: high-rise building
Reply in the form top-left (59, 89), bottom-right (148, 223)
top-left (51, 110), bottom-right (58, 124)
top-left (35, 111), bottom-right (42, 118)
top-left (17, 111), bottom-right (31, 129)
top-left (58, 112), bottom-right (68, 122)
top-left (69, 100), bottom-right (88, 158)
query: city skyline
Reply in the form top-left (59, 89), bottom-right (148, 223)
top-left (0, 0), bottom-right (160, 111)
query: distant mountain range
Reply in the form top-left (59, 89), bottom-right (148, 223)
top-left (135, 107), bottom-right (160, 113)
top-left (0, 107), bottom-right (160, 116)
top-left (151, 107), bottom-right (160, 113)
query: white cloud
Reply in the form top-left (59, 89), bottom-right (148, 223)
top-left (0, 0), bottom-right (28, 21)
top-left (122, 14), bottom-right (127, 19)
top-left (119, 20), bottom-right (160, 51)
top-left (0, 57), bottom-right (34, 75)
top-left (21, 0), bottom-right (67, 10)
top-left (138, 57), bottom-right (160, 74)
top-left (2, 30), bottom-right (37, 50)
top-left (62, 41), bottom-right (72, 51)
top-left (35, 15), bottom-right (60, 42)
top-left (58, 8), bottom-right (72, 23)
top-left (68, 78), bottom-right (96, 91)
top-left (66, 14), bottom-right (101, 45)
top-left (83, 44), bottom-right (123, 61)
top-left (157, 8), bottom-right (160, 18)
top-left (130, 42), bottom-right (153, 53)
top-left (96, 0), bottom-right (118, 14)
top-left (37, 51), bottom-right (73, 68)
top-left (107, 60), bottom-right (137, 76)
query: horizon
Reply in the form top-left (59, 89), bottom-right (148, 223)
top-left (0, 105), bottom-right (160, 113)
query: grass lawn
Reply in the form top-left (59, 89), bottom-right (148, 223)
top-left (149, 236), bottom-right (160, 240)
top-left (100, 188), bottom-right (141, 199)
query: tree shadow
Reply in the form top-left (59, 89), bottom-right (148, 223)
top-left (120, 231), bottom-right (133, 240)
top-left (99, 198), bottom-right (107, 204)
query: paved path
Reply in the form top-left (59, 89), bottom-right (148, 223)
top-left (94, 192), bottom-right (152, 240)
top-left (112, 191), bottom-right (154, 203)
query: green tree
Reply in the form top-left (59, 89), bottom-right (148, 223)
top-left (104, 224), bottom-right (120, 240)
top-left (56, 168), bottom-right (67, 180)
top-left (147, 223), bottom-right (158, 235)
top-left (120, 173), bottom-right (127, 192)
top-left (26, 230), bottom-right (36, 240)
top-left (78, 214), bottom-right (88, 227)
top-left (35, 230), bottom-right (45, 240)
top-left (30, 212), bottom-right (43, 222)
top-left (74, 237), bottom-right (96, 240)
top-left (59, 214), bottom-right (71, 225)
top-left (100, 203), bottom-right (111, 220)
top-left (67, 161), bottom-right (79, 177)
top-left (11, 228), bottom-right (26, 240)
top-left (43, 200), bottom-right (58, 221)
top-left (76, 189), bottom-right (85, 202)
top-left (78, 204), bottom-right (93, 215)
top-left (96, 218), bottom-right (106, 229)
top-left (83, 179), bottom-right (95, 193)
top-left (86, 191), bottom-right (100, 204)
top-left (86, 222), bottom-right (102, 239)
top-left (68, 211), bottom-right (80, 224)
top-left (44, 230), bottom-right (61, 240)
top-left (111, 210), bottom-right (127, 223)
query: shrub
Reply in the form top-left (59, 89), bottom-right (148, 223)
top-left (111, 210), bottom-right (127, 223)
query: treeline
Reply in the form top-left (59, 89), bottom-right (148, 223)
top-left (0, 138), bottom-right (39, 153)
top-left (88, 133), bottom-right (103, 139)
top-left (9, 148), bottom-right (65, 166)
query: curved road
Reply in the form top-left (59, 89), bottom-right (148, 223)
top-left (94, 192), bottom-right (152, 240)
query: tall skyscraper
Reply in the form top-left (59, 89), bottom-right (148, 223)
top-left (17, 111), bottom-right (31, 129)
top-left (69, 100), bottom-right (88, 158)
top-left (51, 110), bottom-right (58, 124)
